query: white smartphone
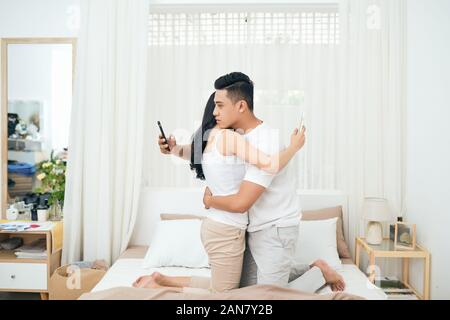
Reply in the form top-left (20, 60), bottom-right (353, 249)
top-left (299, 111), bottom-right (305, 131)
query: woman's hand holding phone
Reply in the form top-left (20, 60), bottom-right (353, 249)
top-left (158, 134), bottom-right (177, 154)
top-left (157, 121), bottom-right (177, 154)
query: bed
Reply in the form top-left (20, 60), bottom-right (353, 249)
top-left (89, 187), bottom-right (387, 300)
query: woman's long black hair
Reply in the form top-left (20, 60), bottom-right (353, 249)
top-left (190, 93), bottom-right (217, 180)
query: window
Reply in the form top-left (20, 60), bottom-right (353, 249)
top-left (148, 7), bottom-right (340, 46)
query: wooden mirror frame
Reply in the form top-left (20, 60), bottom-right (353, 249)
top-left (1, 38), bottom-right (77, 219)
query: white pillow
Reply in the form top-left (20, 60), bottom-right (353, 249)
top-left (295, 217), bottom-right (342, 269)
top-left (142, 219), bottom-right (209, 269)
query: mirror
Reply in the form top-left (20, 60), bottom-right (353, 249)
top-left (1, 38), bottom-right (76, 220)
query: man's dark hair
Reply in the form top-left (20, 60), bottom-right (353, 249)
top-left (214, 72), bottom-right (254, 112)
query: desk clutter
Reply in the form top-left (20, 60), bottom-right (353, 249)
top-left (0, 221), bottom-right (54, 232)
top-left (375, 277), bottom-right (419, 300)
top-left (0, 222), bottom-right (53, 260)
top-left (0, 237), bottom-right (23, 250)
top-left (15, 238), bottom-right (47, 259)
top-left (0, 237), bottom-right (47, 259)
top-left (6, 193), bottom-right (52, 222)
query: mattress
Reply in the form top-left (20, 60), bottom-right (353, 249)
top-left (92, 246), bottom-right (387, 300)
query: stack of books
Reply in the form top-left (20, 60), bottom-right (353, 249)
top-left (376, 277), bottom-right (418, 300)
top-left (0, 222), bottom-right (32, 232)
top-left (14, 238), bottom-right (47, 260)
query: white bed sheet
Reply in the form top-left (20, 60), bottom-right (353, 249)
top-left (92, 258), bottom-right (387, 300)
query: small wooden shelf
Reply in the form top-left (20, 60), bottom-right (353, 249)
top-left (0, 249), bottom-right (47, 264)
top-left (355, 237), bottom-right (431, 300)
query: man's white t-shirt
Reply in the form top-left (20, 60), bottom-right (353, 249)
top-left (244, 122), bottom-right (301, 232)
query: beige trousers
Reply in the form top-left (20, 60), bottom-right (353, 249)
top-left (185, 218), bottom-right (246, 294)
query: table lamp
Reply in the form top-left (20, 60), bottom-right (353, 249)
top-left (362, 197), bottom-right (393, 245)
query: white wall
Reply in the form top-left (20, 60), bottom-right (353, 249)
top-left (0, 0), bottom-right (80, 37)
top-left (406, 0), bottom-right (450, 300)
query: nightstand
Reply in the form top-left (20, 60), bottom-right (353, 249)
top-left (0, 221), bottom-right (63, 300)
top-left (355, 237), bottom-right (430, 300)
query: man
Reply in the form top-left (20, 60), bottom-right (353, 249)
top-left (202, 72), bottom-right (303, 287)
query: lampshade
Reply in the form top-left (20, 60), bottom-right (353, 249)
top-left (362, 197), bottom-right (393, 222)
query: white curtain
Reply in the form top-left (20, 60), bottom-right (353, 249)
top-left (143, 2), bottom-right (406, 259)
top-left (337, 0), bottom-right (407, 258)
top-left (62, 0), bottom-right (149, 265)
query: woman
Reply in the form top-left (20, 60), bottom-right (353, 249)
top-left (133, 93), bottom-right (344, 292)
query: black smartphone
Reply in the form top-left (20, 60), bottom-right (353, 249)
top-left (157, 121), bottom-right (170, 151)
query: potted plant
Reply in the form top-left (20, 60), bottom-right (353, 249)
top-left (35, 151), bottom-right (66, 221)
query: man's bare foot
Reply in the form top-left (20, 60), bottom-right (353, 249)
top-left (312, 259), bottom-right (346, 292)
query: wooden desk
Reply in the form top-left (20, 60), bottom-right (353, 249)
top-left (0, 222), bottom-right (62, 300)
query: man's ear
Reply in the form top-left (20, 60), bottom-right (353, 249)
top-left (238, 101), bottom-right (246, 113)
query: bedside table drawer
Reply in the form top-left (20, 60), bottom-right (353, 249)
top-left (0, 263), bottom-right (48, 290)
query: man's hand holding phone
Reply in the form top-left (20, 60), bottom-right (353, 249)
top-left (289, 112), bottom-right (306, 152)
top-left (290, 126), bottom-right (306, 151)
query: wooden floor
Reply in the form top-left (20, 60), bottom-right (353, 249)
top-left (0, 292), bottom-right (41, 300)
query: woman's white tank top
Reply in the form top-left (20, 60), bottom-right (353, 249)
top-left (202, 130), bottom-right (249, 229)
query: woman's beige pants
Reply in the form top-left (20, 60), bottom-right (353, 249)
top-left (185, 218), bottom-right (246, 294)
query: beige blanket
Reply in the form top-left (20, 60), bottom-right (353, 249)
top-left (79, 284), bottom-right (364, 300)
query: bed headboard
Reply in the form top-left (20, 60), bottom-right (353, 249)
top-left (130, 187), bottom-right (349, 247)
